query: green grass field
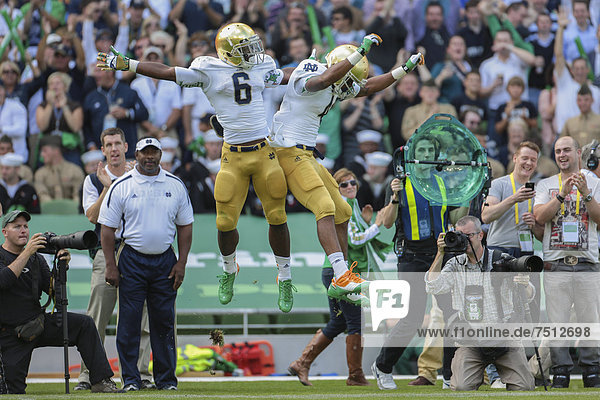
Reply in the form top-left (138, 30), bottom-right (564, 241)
top-left (7, 379), bottom-right (600, 399)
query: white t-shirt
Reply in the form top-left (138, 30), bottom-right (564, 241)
top-left (0, 98), bottom-right (28, 161)
top-left (181, 87), bottom-right (214, 140)
top-left (479, 53), bottom-right (529, 111)
top-left (554, 70), bottom-right (600, 135)
top-left (131, 76), bottom-right (183, 128)
top-left (98, 166), bottom-right (194, 254)
top-left (534, 173), bottom-right (600, 262)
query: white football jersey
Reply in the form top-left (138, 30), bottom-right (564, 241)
top-left (188, 55), bottom-right (277, 144)
top-left (272, 59), bottom-right (337, 148)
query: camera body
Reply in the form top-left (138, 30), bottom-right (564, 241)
top-left (38, 231), bottom-right (98, 254)
top-left (492, 254), bottom-right (544, 273)
top-left (444, 231), bottom-right (470, 253)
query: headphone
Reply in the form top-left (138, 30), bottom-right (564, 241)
top-left (588, 140), bottom-right (599, 170)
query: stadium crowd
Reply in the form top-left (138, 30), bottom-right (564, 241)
top-left (0, 0), bottom-right (600, 393)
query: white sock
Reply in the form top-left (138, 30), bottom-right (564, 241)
top-left (222, 252), bottom-right (237, 274)
top-left (275, 255), bottom-right (291, 281)
top-left (328, 252), bottom-right (348, 279)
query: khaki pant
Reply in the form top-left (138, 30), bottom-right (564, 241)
top-left (451, 347), bottom-right (534, 391)
top-left (78, 250), bottom-right (152, 384)
top-left (417, 297), bottom-right (444, 383)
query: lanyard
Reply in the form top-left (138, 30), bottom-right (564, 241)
top-left (53, 107), bottom-right (63, 133)
top-left (558, 173), bottom-right (580, 215)
top-left (509, 173), bottom-right (531, 224)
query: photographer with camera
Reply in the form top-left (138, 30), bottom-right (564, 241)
top-left (426, 215), bottom-right (535, 391)
top-left (533, 136), bottom-right (600, 389)
top-left (0, 210), bottom-right (119, 394)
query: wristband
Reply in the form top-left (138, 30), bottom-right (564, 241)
top-left (391, 64), bottom-right (410, 80)
top-left (556, 194), bottom-right (565, 203)
top-left (129, 59), bottom-right (139, 73)
top-left (347, 51), bottom-right (363, 66)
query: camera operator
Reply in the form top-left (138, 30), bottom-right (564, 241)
top-left (533, 136), bottom-right (600, 389)
top-left (0, 211), bottom-right (119, 394)
top-left (426, 216), bottom-right (535, 391)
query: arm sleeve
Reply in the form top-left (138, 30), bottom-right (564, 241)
top-left (175, 184), bottom-right (195, 226)
top-left (533, 179), bottom-right (551, 206)
top-left (348, 221), bottom-right (381, 247)
top-left (97, 181), bottom-right (124, 228)
top-left (425, 264), bottom-right (455, 295)
top-left (175, 67), bottom-right (207, 88)
top-left (2, 101), bottom-right (27, 138)
top-left (264, 69), bottom-right (284, 88)
top-left (82, 175), bottom-right (99, 214)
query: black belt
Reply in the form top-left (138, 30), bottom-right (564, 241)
top-left (228, 141), bottom-right (266, 152)
top-left (544, 256), bottom-right (595, 269)
top-left (296, 144), bottom-right (315, 151)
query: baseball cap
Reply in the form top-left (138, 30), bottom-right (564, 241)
top-left (0, 153), bottom-right (24, 167)
top-left (131, 0), bottom-right (145, 8)
top-left (365, 151), bottom-right (392, 167)
top-left (81, 150), bottom-right (105, 165)
top-left (2, 210), bottom-right (31, 228)
top-left (159, 136), bottom-right (179, 150)
top-left (46, 33), bottom-right (62, 47)
top-left (142, 46), bottom-right (163, 60)
top-left (356, 130), bottom-right (382, 144)
top-left (136, 137), bottom-right (162, 151)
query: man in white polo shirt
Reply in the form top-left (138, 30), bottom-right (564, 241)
top-left (99, 137), bottom-right (194, 392)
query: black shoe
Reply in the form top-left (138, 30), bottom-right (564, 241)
top-left (158, 384), bottom-right (177, 390)
top-left (583, 374), bottom-right (600, 388)
top-left (140, 379), bottom-right (157, 390)
top-left (551, 374), bottom-right (570, 389)
top-left (534, 377), bottom-right (551, 387)
top-left (73, 382), bottom-right (91, 391)
top-left (90, 378), bottom-right (120, 393)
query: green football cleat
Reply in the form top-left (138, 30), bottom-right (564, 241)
top-left (217, 270), bottom-right (237, 305)
top-left (277, 279), bottom-right (297, 313)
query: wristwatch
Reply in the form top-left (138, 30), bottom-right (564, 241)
top-left (556, 194), bottom-right (565, 203)
top-left (583, 193), bottom-right (593, 202)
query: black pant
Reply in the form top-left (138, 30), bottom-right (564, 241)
top-left (0, 312), bottom-right (113, 394)
top-left (375, 253), bottom-right (435, 373)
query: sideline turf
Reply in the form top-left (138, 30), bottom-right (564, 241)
top-left (11, 379), bottom-right (600, 399)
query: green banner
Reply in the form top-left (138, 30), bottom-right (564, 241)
top-left (8, 215), bottom-right (397, 312)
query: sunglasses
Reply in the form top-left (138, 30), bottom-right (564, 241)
top-left (340, 180), bottom-right (357, 188)
top-left (1, 70), bottom-right (17, 75)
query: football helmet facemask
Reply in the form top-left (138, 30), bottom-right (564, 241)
top-left (215, 23), bottom-right (265, 68)
top-left (326, 44), bottom-right (369, 100)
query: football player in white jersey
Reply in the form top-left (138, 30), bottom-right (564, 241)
top-left (97, 23), bottom-right (366, 313)
top-left (270, 43), bottom-right (423, 305)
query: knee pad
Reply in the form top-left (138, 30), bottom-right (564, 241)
top-left (266, 168), bottom-right (287, 200)
top-left (313, 195), bottom-right (335, 221)
top-left (216, 212), bottom-right (236, 232)
top-left (334, 199), bottom-right (352, 224)
top-left (214, 170), bottom-right (236, 203)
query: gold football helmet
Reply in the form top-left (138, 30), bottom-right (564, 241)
top-left (326, 44), bottom-right (369, 100)
top-left (215, 23), bottom-right (265, 68)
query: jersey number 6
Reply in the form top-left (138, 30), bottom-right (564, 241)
top-left (232, 72), bottom-right (252, 105)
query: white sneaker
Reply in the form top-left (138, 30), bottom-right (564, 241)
top-left (371, 361), bottom-right (397, 390)
top-left (442, 378), bottom-right (450, 389)
top-left (491, 379), bottom-right (506, 389)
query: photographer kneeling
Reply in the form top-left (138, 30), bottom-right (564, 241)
top-left (425, 216), bottom-right (535, 391)
top-left (0, 211), bottom-right (120, 394)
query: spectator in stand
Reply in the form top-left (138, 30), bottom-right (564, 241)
top-left (33, 135), bottom-right (85, 205)
top-left (330, 6), bottom-right (364, 47)
top-left (269, 3), bottom-right (313, 66)
top-left (562, 0), bottom-right (597, 63)
top-left (35, 72), bottom-right (85, 167)
top-left (457, 0), bottom-right (492, 69)
top-left (131, 47), bottom-right (182, 140)
top-left (560, 84), bottom-right (600, 148)
top-left (168, 0), bottom-right (225, 36)
top-left (150, 31), bottom-right (176, 66)
top-left (0, 61), bottom-right (29, 107)
top-left (319, 0), bottom-right (363, 30)
top-left (494, 76), bottom-right (538, 142)
top-left (553, 7), bottom-right (600, 135)
top-left (356, 151), bottom-right (393, 212)
top-left (226, 0), bottom-right (267, 31)
top-left (0, 153), bottom-right (40, 214)
top-left (347, 130), bottom-right (382, 180)
top-left (451, 71), bottom-right (488, 124)
top-left (363, 0), bottom-right (407, 73)
top-left (401, 79), bottom-right (456, 143)
top-left (122, 35), bottom-right (151, 83)
top-left (589, 24), bottom-right (600, 87)
top-left (68, 0), bottom-right (119, 37)
top-left (83, 68), bottom-right (149, 158)
top-left (125, 0), bottom-right (147, 45)
top-left (362, 0), bottom-right (415, 50)
top-left (538, 72), bottom-right (557, 156)
top-left (384, 71), bottom-right (420, 150)
top-left (0, 136), bottom-right (34, 183)
top-left (19, 0), bottom-right (65, 57)
top-left (504, 1), bottom-right (530, 40)
top-left (281, 36), bottom-right (310, 68)
top-left (431, 35), bottom-right (472, 104)
top-left (412, 0), bottom-right (461, 47)
top-left (140, 14), bottom-right (161, 38)
top-left (463, 110), bottom-right (505, 179)
top-left (416, 1), bottom-right (450, 69)
top-left (523, 0), bottom-right (558, 34)
top-left (526, 12), bottom-right (555, 108)
top-left (0, 82), bottom-right (28, 163)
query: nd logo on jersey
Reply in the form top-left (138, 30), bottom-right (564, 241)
top-left (303, 63), bottom-right (318, 72)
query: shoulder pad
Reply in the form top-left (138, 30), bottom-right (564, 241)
top-left (190, 56), bottom-right (222, 71)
